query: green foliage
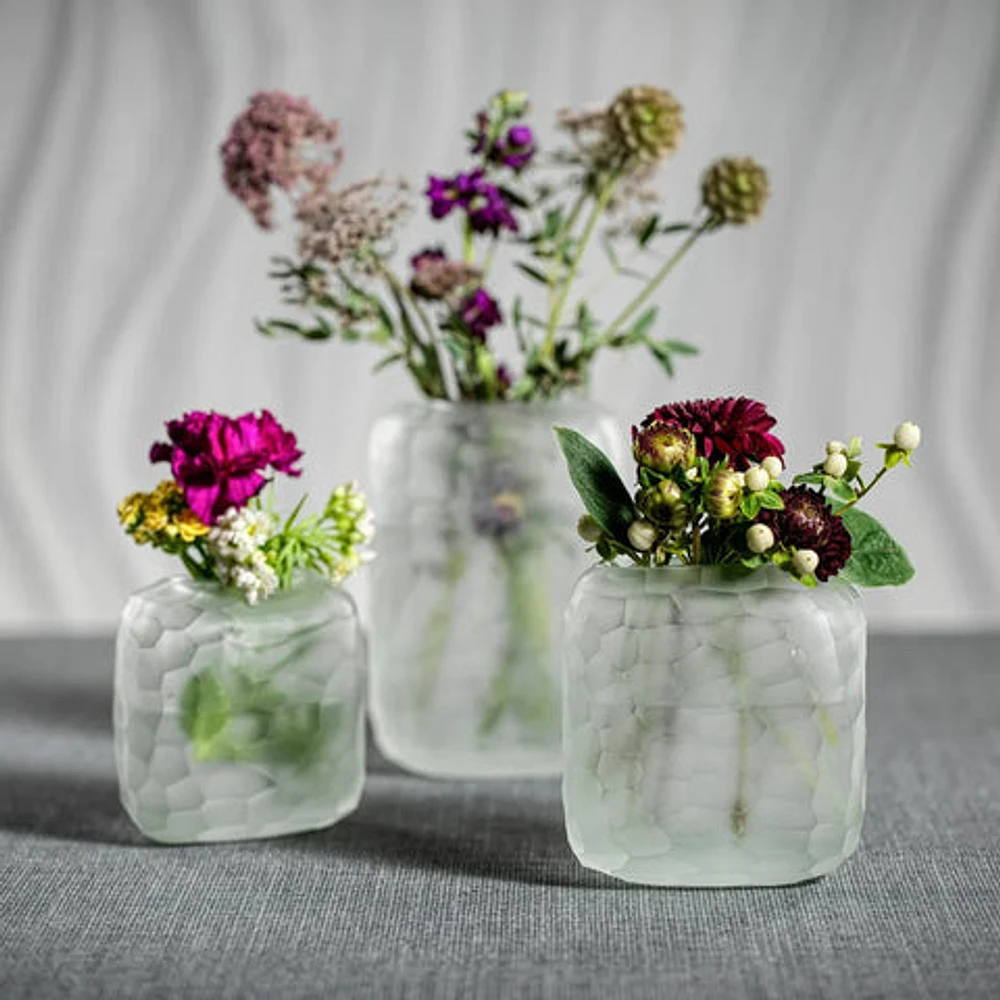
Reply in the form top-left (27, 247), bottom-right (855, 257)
top-left (555, 427), bottom-right (637, 546)
top-left (838, 508), bottom-right (915, 587)
top-left (179, 665), bottom-right (339, 770)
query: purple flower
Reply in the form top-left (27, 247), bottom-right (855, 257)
top-left (150, 410), bottom-right (302, 525)
top-left (496, 363), bottom-right (514, 391)
top-left (494, 125), bottom-right (535, 170)
top-left (424, 170), bottom-right (518, 236)
top-left (456, 288), bottom-right (503, 342)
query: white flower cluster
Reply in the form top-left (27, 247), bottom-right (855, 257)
top-left (206, 506), bottom-right (280, 605)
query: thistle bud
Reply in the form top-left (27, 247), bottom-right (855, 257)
top-left (744, 466), bottom-right (770, 493)
top-left (706, 468), bottom-right (743, 520)
top-left (823, 452), bottom-right (848, 477)
top-left (607, 85), bottom-right (684, 166)
top-left (632, 421), bottom-right (696, 474)
top-left (577, 514), bottom-right (604, 543)
top-left (893, 422), bottom-right (921, 452)
top-left (746, 523), bottom-right (775, 554)
top-left (761, 455), bottom-right (784, 479)
top-left (639, 479), bottom-right (688, 530)
top-left (627, 519), bottom-right (659, 552)
top-left (791, 548), bottom-right (819, 576)
top-left (701, 156), bottom-right (770, 225)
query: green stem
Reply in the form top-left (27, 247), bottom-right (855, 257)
top-left (598, 219), bottom-right (712, 343)
top-left (544, 179), bottom-right (617, 357)
top-left (834, 466), bottom-right (888, 515)
top-left (463, 220), bottom-right (474, 264)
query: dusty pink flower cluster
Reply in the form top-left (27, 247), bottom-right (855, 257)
top-left (295, 178), bottom-right (411, 269)
top-left (221, 91), bottom-right (342, 230)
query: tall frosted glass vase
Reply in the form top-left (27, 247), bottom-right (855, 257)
top-left (369, 400), bottom-right (618, 778)
top-left (563, 564), bottom-right (866, 886)
top-left (114, 573), bottom-right (366, 843)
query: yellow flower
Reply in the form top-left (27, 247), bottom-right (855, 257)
top-left (174, 508), bottom-right (209, 542)
top-left (117, 492), bottom-right (145, 528)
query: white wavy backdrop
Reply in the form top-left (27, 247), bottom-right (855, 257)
top-left (0, 0), bottom-right (997, 633)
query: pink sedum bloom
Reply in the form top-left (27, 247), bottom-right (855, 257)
top-left (150, 410), bottom-right (303, 525)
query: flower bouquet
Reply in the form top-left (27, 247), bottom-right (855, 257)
top-left (114, 409), bottom-right (373, 843)
top-left (220, 85), bottom-right (770, 777)
top-left (556, 399), bottom-right (918, 885)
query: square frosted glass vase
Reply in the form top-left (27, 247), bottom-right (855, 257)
top-left (368, 399), bottom-right (618, 779)
top-left (562, 564), bottom-right (866, 886)
top-left (114, 573), bottom-right (366, 843)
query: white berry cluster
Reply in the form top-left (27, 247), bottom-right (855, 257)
top-left (206, 506), bottom-right (280, 605)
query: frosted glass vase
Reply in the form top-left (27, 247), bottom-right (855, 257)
top-left (114, 573), bottom-right (366, 843)
top-left (562, 564), bottom-right (866, 886)
top-left (368, 400), bottom-right (618, 778)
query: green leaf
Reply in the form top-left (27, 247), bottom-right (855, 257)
top-left (514, 261), bottom-right (549, 284)
top-left (180, 669), bottom-right (230, 758)
top-left (498, 185), bottom-right (531, 209)
top-left (373, 351), bottom-right (406, 373)
top-left (757, 490), bottom-right (785, 511)
top-left (630, 306), bottom-right (658, 340)
top-left (663, 339), bottom-right (699, 356)
top-left (554, 427), bottom-right (637, 546)
top-left (793, 472), bottom-right (826, 487)
top-left (827, 478), bottom-right (857, 503)
top-left (740, 493), bottom-right (763, 519)
top-left (647, 341), bottom-right (674, 376)
top-left (837, 508), bottom-right (915, 587)
top-left (637, 214), bottom-right (660, 247)
top-left (658, 222), bottom-right (694, 236)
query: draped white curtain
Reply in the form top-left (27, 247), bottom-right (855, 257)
top-left (0, 0), bottom-right (997, 632)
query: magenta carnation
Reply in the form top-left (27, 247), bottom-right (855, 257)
top-left (642, 397), bottom-right (784, 471)
top-left (757, 486), bottom-right (852, 581)
top-left (150, 410), bottom-right (303, 525)
top-left (221, 91), bottom-right (342, 230)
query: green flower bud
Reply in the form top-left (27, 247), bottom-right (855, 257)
top-left (607, 85), bottom-right (684, 166)
top-left (632, 421), bottom-right (696, 474)
top-left (701, 156), bottom-right (770, 225)
top-left (706, 468), bottom-right (743, 520)
top-left (638, 479), bottom-right (688, 530)
top-left (577, 513), bottom-right (604, 543)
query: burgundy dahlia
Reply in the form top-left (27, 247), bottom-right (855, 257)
top-left (757, 486), bottom-right (852, 581)
top-left (642, 396), bottom-right (784, 471)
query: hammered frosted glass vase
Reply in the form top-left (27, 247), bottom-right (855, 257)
top-left (369, 399), bottom-right (618, 778)
top-left (563, 564), bottom-right (866, 886)
top-left (114, 573), bottom-right (366, 843)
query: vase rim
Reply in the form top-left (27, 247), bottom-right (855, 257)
top-left (578, 561), bottom-right (859, 593)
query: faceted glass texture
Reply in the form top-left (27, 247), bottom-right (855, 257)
top-left (368, 400), bottom-right (618, 778)
top-left (114, 574), bottom-right (365, 843)
top-left (562, 564), bottom-right (866, 886)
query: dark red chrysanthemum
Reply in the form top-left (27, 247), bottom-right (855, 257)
top-left (757, 486), bottom-right (852, 581)
top-left (642, 396), bottom-right (784, 470)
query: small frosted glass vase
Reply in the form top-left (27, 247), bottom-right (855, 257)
top-left (368, 399), bottom-right (618, 778)
top-left (562, 564), bottom-right (866, 886)
top-left (114, 573), bottom-right (365, 843)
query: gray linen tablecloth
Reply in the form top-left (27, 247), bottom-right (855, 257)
top-left (1, 634), bottom-right (998, 999)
